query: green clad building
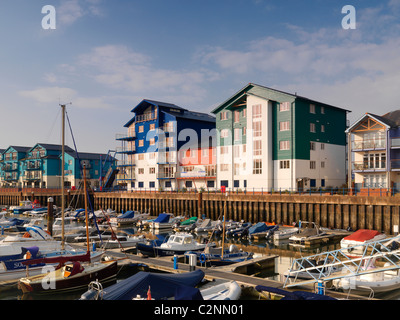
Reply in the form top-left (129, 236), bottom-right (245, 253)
top-left (211, 83), bottom-right (350, 191)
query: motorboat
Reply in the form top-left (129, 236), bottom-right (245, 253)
top-left (195, 219), bottom-right (221, 233)
top-left (10, 200), bottom-right (41, 215)
top-left (185, 244), bottom-right (253, 267)
top-left (137, 232), bottom-right (215, 257)
top-left (0, 225), bottom-right (104, 262)
top-left (52, 216), bottom-right (94, 237)
top-left (340, 229), bottom-right (387, 254)
top-left (332, 260), bottom-right (400, 295)
top-left (16, 218), bottom-right (47, 232)
top-left (289, 223), bottom-right (328, 245)
top-left (79, 269), bottom-right (205, 300)
top-left (226, 222), bottom-right (252, 238)
top-left (255, 285), bottom-right (336, 300)
top-left (175, 280), bottom-right (241, 300)
top-left (0, 217), bottom-right (28, 232)
top-left (109, 211), bottom-right (150, 227)
top-left (272, 227), bottom-right (299, 240)
top-left (148, 213), bottom-right (177, 229)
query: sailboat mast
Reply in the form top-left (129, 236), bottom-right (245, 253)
top-left (83, 164), bottom-right (90, 254)
top-left (61, 104), bottom-right (66, 250)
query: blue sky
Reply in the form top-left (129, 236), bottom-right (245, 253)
top-left (0, 0), bottom-right (399, 153)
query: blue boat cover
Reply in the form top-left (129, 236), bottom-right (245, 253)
top-left (154, 213), bottom-right (170, 223)
top-left (175, 285), bottom-right (204, 300)
top-left (2, 246), bottom-right (43, 270)
top-left (74, 209), bottom-right (86, 218)
top-left (248, 222), bottom-right (268, 235)
top-left (119, 211), bottom-right (135, 219)
top-left (101, 269), bottom-right (205, 300)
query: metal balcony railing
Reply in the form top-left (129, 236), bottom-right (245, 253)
top-left (352, 161), bottom-right (386, 171)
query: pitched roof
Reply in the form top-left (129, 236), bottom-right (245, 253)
top-left (163, 110), bottom-right (216, 123)
top-left (211, 82), bottom-right (350, 114)
top-left (31, 143), bottom-right (75, 153)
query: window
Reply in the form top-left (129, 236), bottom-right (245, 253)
top-left (207, 181), bottom-right (215, 188)
top-left (220, 180), bottom-right (229, 187)
top-left (138, 168), bottom-right (144, 174)
top-left (165, 181), bottom-right (172, 188)
top-left (321, 143), bottom-right (325, 150)
top-left (253, 159), bottom-right (262, 174)
top-left (279, 121), bottom-right (290, 131)
top-left (234, 163), bottom-right (240, 175)
top-left (220, 146), bottom-right (229, 155)
top-left (280, 160), bottom-right (290, 169)
top-left (310, 179), bottom-right (316, 187)
top-left (220, 164), bottom-right (229, 171)
top-left (253, 140), bottom-right (262, 156)
top-left (234, 128), bottom-right (241, 141)
top-left (321, 161), bottom-right (325, 168)
top-left (149, 123), bottom-right (155, 131)
top-left (253, 121), bottom-right (262, 137)
top-left (234, 180), bottom-right (240, 188)
top-left (280, 102), bottom-right (290, 112)
top-left (310, 104), bottom-right (316, 114)
top-left (321, 106), bottom-right (325, 114)
top-left (139, 140), bottom-right (144, 147)
top-left (243, 126), bottom-right (246, 136)
top-left (149, 138), bottom-right (155, 146)
top-left (149, 181), bottom-right (155, 188)
top-left (321, 125), bottom-right (325, 133)
top-left (185, 181), bottom-right (193, 188)
top-left (234, 145), bottom-right (241, 158)
top-left (164, 122), bottom-right (174, 132)
top-left (310, 142), bottom-right (316, 151)
top-left (149, 167), bottom-right (155, 174)
top-left (321, 179), bottom-right (325, 187)
top-left (280, 140), bottom-right (290, 150)
top-left (310, 161), bottom-right (316, 169)
top-left (242, 109), bottom-right (247, 117)
top-left (166, 137), bottom-right (174, 147)
top-left (138, 126), bottom-right (144, 133)
top-left (234, 110), bottom-right (240, 123)
top-left (220, 111), bottom-right (229, 120)
top-left (221, 129), bottom-right (230, 138)
top-left (252, 104), bottom-right (262, 119)
top-left (138, 154), bottom-right (144, 160)
top-left (138, 182), bottom-right (144, 188)
top-left (310, 123), bottom-right (316, 133)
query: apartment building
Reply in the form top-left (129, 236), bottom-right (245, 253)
top-left (346, 110), bottom-right (400, 192)
top-left (0, 143), bottom-right (115, 189)
top-left (211, 83), bottom-right (350, 191)
top-left (115, 99), bottom-right (216, 191)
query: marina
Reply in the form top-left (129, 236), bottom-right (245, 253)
top-left (1, 204), bottom-right (400, 301)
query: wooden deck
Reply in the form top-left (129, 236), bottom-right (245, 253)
top-left (99, 247), bottom-right (372, 300)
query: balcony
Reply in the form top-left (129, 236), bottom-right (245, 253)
top-left (352, 139), bottom-right (386, 151)
top-left (117, 160), bottom-right (136, 167)
top-left (157, 172), bottom-right (175, 179)
top-left (352, 161), bottom-right (386, 172)
top-left (116, 145), bottom-right (136, 154)
top-left (136, 112), bottom-right (157, 123)
top-left (25, 161), bottom-right (41, 170)
top-left (116, 133), bottom-right (136, 141)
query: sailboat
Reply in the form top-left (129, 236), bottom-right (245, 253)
top-left (18, 105), bottom-right (118, 294)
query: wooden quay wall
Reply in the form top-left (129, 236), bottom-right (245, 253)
top-left (1, 189), bottom-right (400, 235)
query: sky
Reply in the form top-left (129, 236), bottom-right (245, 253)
top-left (0, 0), bottom-right (399, 154)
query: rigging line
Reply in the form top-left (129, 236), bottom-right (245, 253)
top-left (45, 108), bottom-right (61, 143)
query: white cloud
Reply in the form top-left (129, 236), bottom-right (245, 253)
top-left (58, 0), bottom-right (104, 27)
top-left (75, 45), bottom-right (218, 104)
top-left (18, 87), bottom-right (112, 110)
top-left (197, 4), bottom-right (400, 122)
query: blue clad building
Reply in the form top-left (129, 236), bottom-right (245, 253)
top-left (0, 143), bottom-right (116, 189)
top-left (116, 99), bottom-right (216, 191)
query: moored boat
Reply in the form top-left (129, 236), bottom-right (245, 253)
top-left (137, 232), bottom-right (214, 257)
top-left (340, 229), bottom-right (387, 254)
